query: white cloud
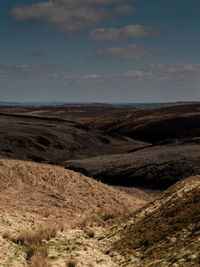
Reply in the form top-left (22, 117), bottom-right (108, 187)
top-left (77, 74), bottom-right (105, 84)
top-left (1, 62), bottom-right (200, 102)
top-left (79, 74), bottom-right (102, 79)
top-left (97, 44), bottom-right (156, 58)
top-left (123, 70), bottom-right (152, 78)
top-left (149, 63), bottom-right (200, 82)
top-left (61, 62), bottom-right (200, 85)
top-left (11, 0), bottom-right (139, 33)
top-left (89, 25), bottom-right (161, 42)
top-left (11, 1), bottom-right (109, 33)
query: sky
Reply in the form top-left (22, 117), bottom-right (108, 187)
top-left (0, 0), bottom-right (200, 103)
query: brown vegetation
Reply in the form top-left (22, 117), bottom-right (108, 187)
top-left (75, 206), bottom-right (129, 230)
top-left (88, 103), bottom-right (200, 143)
top-left (113, 175), bottom-right (200, 266)
top-left (0, 112), bottom-right (147, 165)
top-left (0, 159), bottom-right (147, 222)
top-left (3, 222), bottom-right (63, 266)
top-left (1, 104), bottom-right (200, 266)
top-left (64, 143), bottom-right (200, 189)
top-left (65, 258), bottom-right (77, 267)
top-left (0, 104), bottom-right (132, 123)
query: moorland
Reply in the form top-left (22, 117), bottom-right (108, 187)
top-left (0, 102), bottom-right (200, 266)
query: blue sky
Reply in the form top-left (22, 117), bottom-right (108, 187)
top-left (0, 0), bottom-right (200, 102)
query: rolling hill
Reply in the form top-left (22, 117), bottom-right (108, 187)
top-left (112, 175), bottom-right (200, 266)
top-left (88, 103), bottom-right (200, 144)
top-left (0, 113), bottom-right (148, 165)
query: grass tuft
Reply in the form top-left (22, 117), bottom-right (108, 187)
top-left (76, 206), bottom-right (128, 229)
top-left (3, 222), bottom-right (63, 266)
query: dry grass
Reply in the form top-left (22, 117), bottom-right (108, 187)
top-left (65, 258), bottom-right (77, 267)
top-left (113, 177), bottom-right (200, 265)
top-left (3, 222), bottom-right (63, 244)
top-left (3, 222), bottom-right (63, 266)
top-left (76, 206), bottom-right (128, 229)
top-left (0, 159), bottom-right (147, 223)
top-left (27, 244), bottom-right (52, 267)
top-left (84, 228), bottom-right (95, 238)
top-left (26, 243), bottom-right (48, 260)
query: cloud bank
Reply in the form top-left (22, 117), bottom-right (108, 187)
top-left (97, 44), bottom-right (156, 58)
top-left (89, 25), bottom-right (160, 42)
top-left (11, 0), bottom-right (138, 33)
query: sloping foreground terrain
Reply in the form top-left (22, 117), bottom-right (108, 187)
top-left (0, 113), bottom-right (148, 164)
top-left (0, 162), bottom-right (199, 266)
top-left (0, 159), bottom-right (153, 266)
top-left (0, 159), bottom-right (148, 221)
top-left (112, 175), bottom-right (200, 266)
top-left (64, 143), bottom-right (200, 189)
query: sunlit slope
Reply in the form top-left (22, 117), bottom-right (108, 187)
top-left (113, 175), bottom-right (200, 266)
top-left (0, 159), bottom-right (148, 221)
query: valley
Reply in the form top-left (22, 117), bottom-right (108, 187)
top-left (0, 103), bottom-right (199, 266)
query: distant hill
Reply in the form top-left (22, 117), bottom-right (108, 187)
top-left (64, 143), bottom-right (200, 189)
top-left (0, 113), bottom-right (147, 165)
top-left (89, 103), bottom-right (200, 143)
top-left (0, 101), bottom-right (198, 108)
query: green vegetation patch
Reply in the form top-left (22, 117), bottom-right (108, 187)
top-left (44, 239), bottom-right (76, 254)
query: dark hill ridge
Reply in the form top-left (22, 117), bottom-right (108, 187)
top-left (88, 103), bottom-right (200, 144)
top-left (64, 144), bottom-right (200, 189)
top-left (0, 104), bottom-right (133, 123)
top-left (0, 113), bottom-right (147, 165)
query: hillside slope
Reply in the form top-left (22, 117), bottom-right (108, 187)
top-left (112, 175), bottom-right (200, 266)
top-left (0, 114), bottom-right (148, 165)
top-left (0, 159), bottom-right (152, 266)
top-left (0, 162), bottom-right (199, 266)
top-left (0, 159), bottom-right (148, 222)
top-left (64, 144), bottom-right (200, 189)
top-left (88, 103), bottom-right (200, 144)
top-left (1, 172), bottom-right (199, 266)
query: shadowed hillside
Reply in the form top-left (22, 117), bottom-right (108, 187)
top-left (0, 104), bottom-right (133, 123)
top-left (64, 144), bottom-right (200, 189)
top-left (0, 113), bottom-right (148, 165)
top-left (88, 103), bottom-right (200, 144)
